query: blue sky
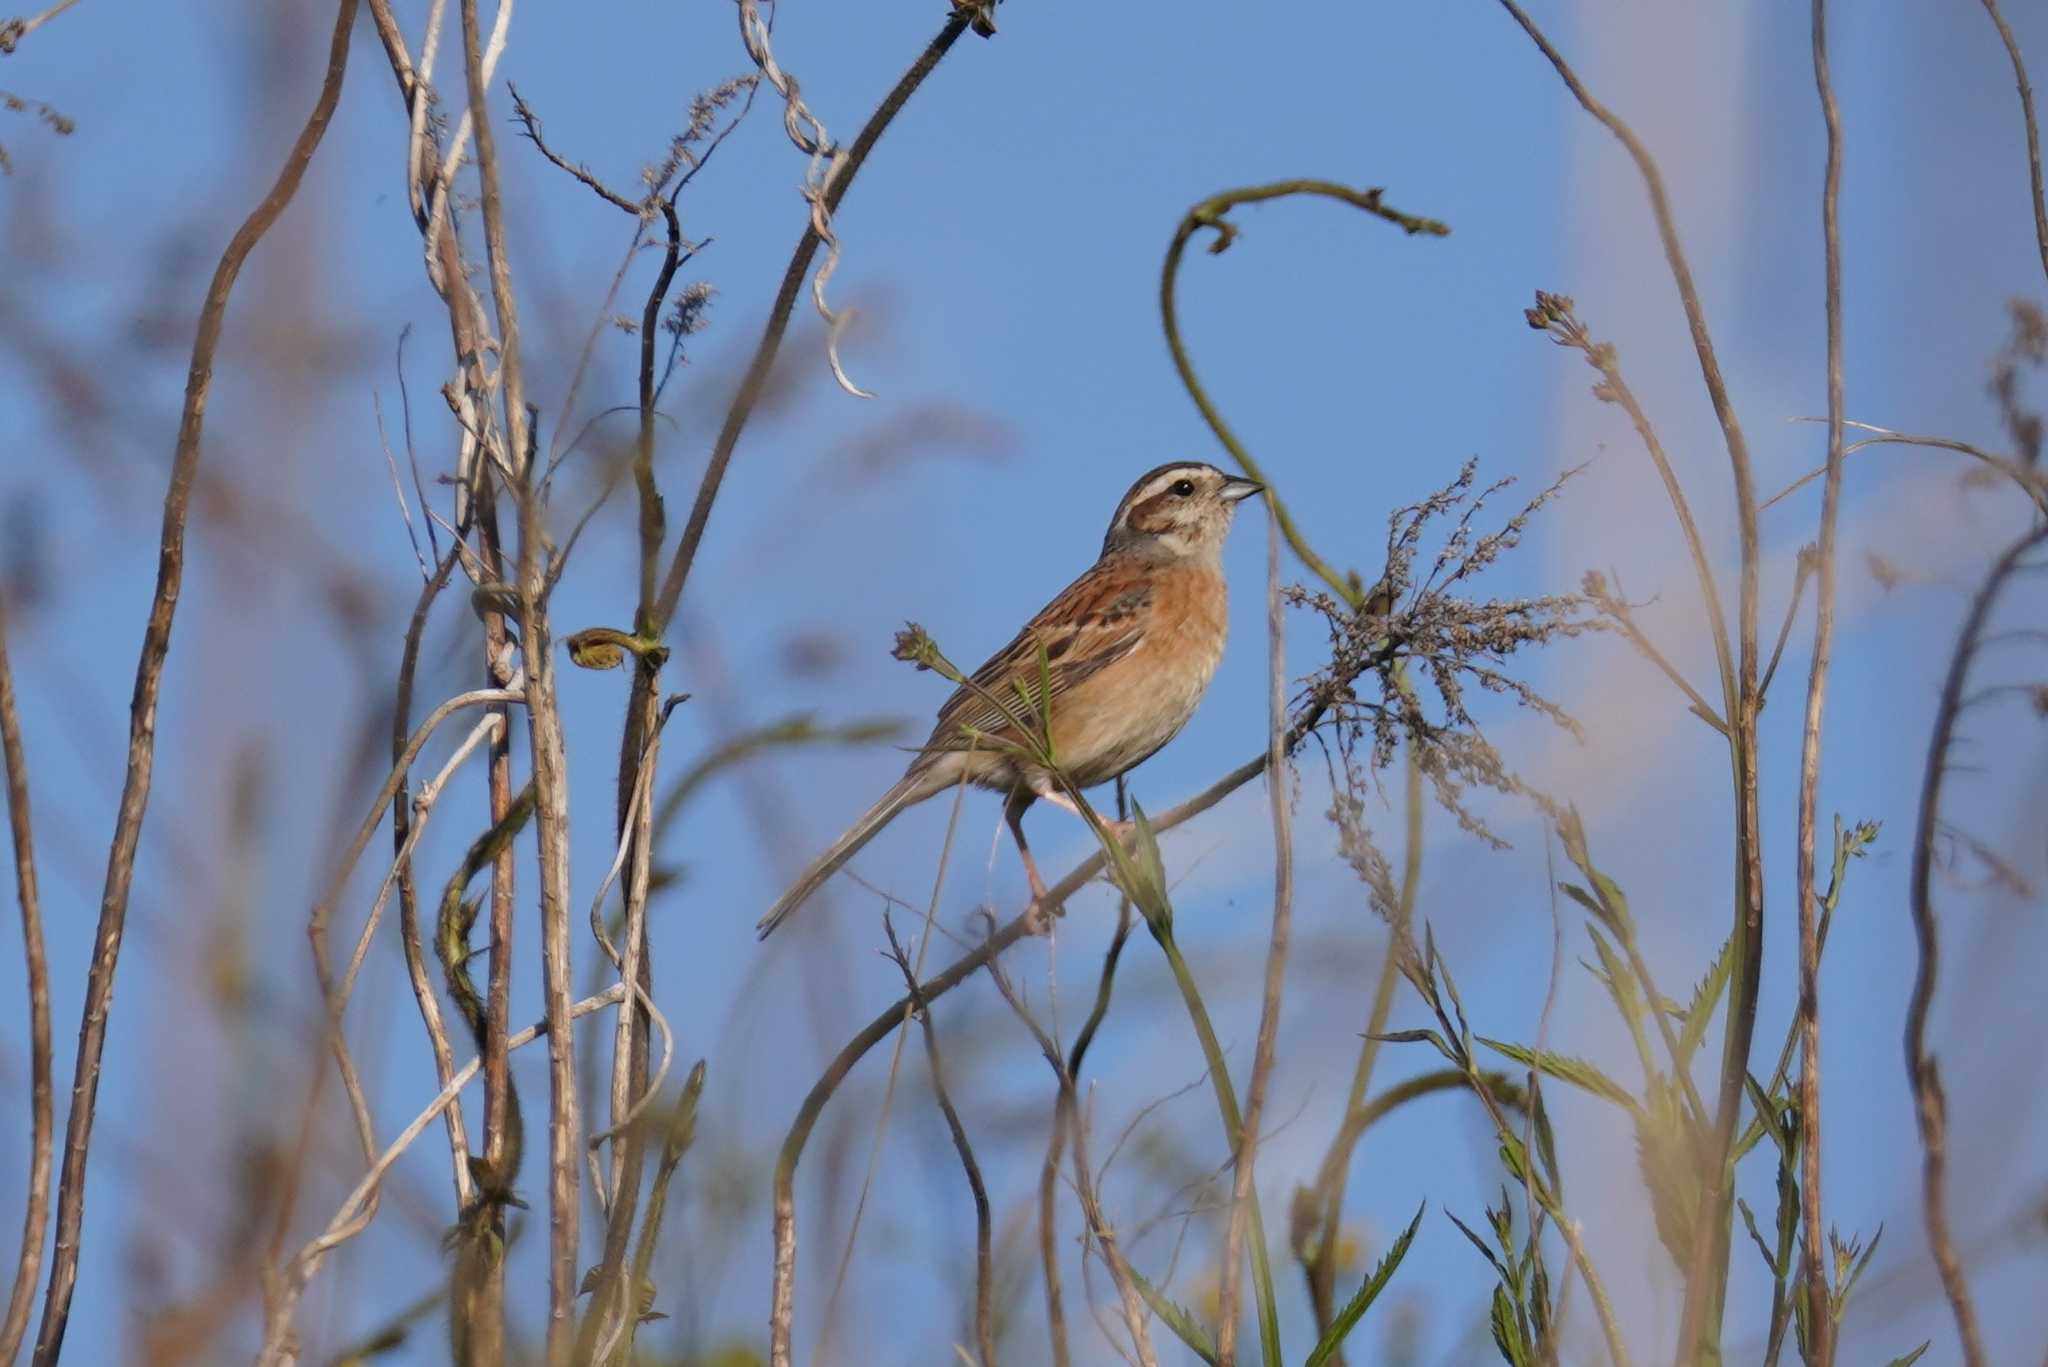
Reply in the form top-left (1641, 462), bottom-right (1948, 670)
top-left (2, 0), bottom-right (2046, 1362)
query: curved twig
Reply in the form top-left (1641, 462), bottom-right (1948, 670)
top-left (1160, 179), bottom-right (1447, 610)
top-left (1976, 0), bottom-right (2048, 285)
top-left (1904, 526), bottom-right (2046, 1367)
top-left (30, 2), bottom-right (360, 1357)
top-left (256, 984), bottom-right (631, 1366)
top-left (1768, 420), bottom-right (2048, 519)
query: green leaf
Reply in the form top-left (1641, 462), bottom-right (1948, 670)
top-left (1366, 1028), bottom-right (1458, 1067)
top-left (1582, 926), bottom-right (1654, 1081)
top-left (1736, 1197), bottom-right (1776, 1272)
top-left (1675, 930), bottom-right (1735, 1064)
top-left (1839, 1224), bottom-right (1884, 1307)
top-left (1127, 1266), bottom-right (1217, 1365)
top-left (1882, 1344), bottom-right (1930, 1367)
top-left (1634, 1077), bottom-right (1702, 1271)
top-left (1489, 1283), bottom-right (1530, 1366)
top-left (1479, 1037), bottom-right (1642, 1116)
top-left (1444, 1210), bottom-right (1509, 1281)
top-left (1558, 881), bottom-right (1606, 924)
top-left (1304, 1202), bottom-right (1425, 1367)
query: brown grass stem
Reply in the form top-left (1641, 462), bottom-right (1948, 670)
top-left (1217, 515), bottom-right (1296, 1366)
top-left (1493, 8), bottom-right (1766, 1352)
top-left (1977, 0), bottom-right (2048, 284)
top-left (1796, 2), bottom-right (1847, 1357)
top-left (0, 601), bottom-right (50, 1366)
top-left (1904, 527), bottom-right (2045, 1367)
top-left (884, 918), bottom-right (996, 1367)
top-left (31, 3), bottom-right (359, 1356)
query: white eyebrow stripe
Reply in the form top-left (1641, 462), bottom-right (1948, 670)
top-left (1129, 466), bottom-right (1206, 509)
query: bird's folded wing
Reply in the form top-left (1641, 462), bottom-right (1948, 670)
top-left (920, 569), bottom-right (1154, 755)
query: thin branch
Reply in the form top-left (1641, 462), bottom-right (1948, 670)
top-left (30, 2), bottom-right (359, 1356)
top-left (1527, 299), bottom-right (1737, 723)
top-left (1217, 515), bottom-right (1296, 1365)
top-left (651, 9), bottom-right (975, 633)
top-left (1759, 549), bottom-right (1816, 704)
top-left (256, 985), bottom-right (631, 1367)
top-left (0, 0), bottom-right (82, 54)
top-left (1583, 568), bottom-right (1728, 734)
top-left (808, 775), bottom-right (972, 1364)
top-left (1299, 741), bottom-right (1424, 1350)
top-left (1905, 528), bottom-right (2046, 1367)
top-left (1767, 420), bottom-right (2048, 518)
top-left (1491, 8), bottom-right (1766, 1354)
top-left (989, 942), bottom-right (1160, 1367)
top-left (508, 82), bottom-right (642, 214)
top-left (1796, 4), bottom-right (1846, 1358)
top-left (884, 918), bottom-right (995, 1367)
top-left (1040, 788), bottom-right (1137, 1367)
top-left (1978, 0), bottom-right (2048, 285)
top-left (0, 601), bottom-right (51, 1367)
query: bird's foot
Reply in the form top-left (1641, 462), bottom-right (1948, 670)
top-left (1022, 895), bottom-right (1057, 938)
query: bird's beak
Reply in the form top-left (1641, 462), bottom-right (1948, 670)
top-left (1220, 477), bottom-right (1265, 503)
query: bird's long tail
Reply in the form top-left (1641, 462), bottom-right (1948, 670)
top-left (756, 773), bottom-right (930, 939)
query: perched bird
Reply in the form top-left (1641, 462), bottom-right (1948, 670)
top-left (757, 460), bottom-right (1264, 938)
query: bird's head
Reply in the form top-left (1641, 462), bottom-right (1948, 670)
top-left (1100, 461), bottom-right (1264, 561)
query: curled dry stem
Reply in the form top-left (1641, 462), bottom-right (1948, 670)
top-left (652, 9), bottom-right (976, 632)
top-left (1161, 179), bottom-right (1447, 611)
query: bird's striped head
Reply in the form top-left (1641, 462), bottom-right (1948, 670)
top-left (1101, 461), bottom-right (1264, 560)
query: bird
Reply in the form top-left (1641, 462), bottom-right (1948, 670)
top-left (757, 460), bottom-right (1264, 939)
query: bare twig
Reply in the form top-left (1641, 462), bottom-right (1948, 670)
top-left (1217, 515), bottom-right (1295, 1365)
top-left (509, 82), bottom-right (642, 214)
top-left (1767, 420), bottom-right (2048, 518)
top-left (1527, 299), bottom-right (1736, 722)
top-left (989, 942), bottom-right (1160, 1367)
top-left (1796, 3), bottom-right (1846, 1358)
top-left (809, 774), bottom-right (971, 1363)
top-left (651, 9), bottom-right (975, 632)
top-left (1494, 7), bottom-right (1766, 1353)
top-left (476, 500), bottom-right (519, 1364)
top-left (1904, 527), bottom-right (2045, 1367)
top-left (257, 984), bottom-right (632, 1366)
top-left (0, 602), bottom-right (51, 1366)
top-left (1759, 549), bottom-right (1816, 704)
top-left (30, 2), bottom-right (359, 1356)
top-left (0, 0), bottom-right (82, 54)
top-left (1977, 0), bottom-right (2048, 284)
top-left (884, 918), bottom-right (996, 1367)
top-left (1040, 789), bottom-right (1137, 1367)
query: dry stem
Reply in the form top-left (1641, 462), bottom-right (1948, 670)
top-left (31, 2), bottom-right (359, 1356)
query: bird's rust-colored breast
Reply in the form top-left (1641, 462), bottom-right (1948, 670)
top-left (1048, 556), bottom-right (1228, 786)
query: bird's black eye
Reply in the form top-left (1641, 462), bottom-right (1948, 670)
top-left (1171, 478), bottom-right (1196, 497)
